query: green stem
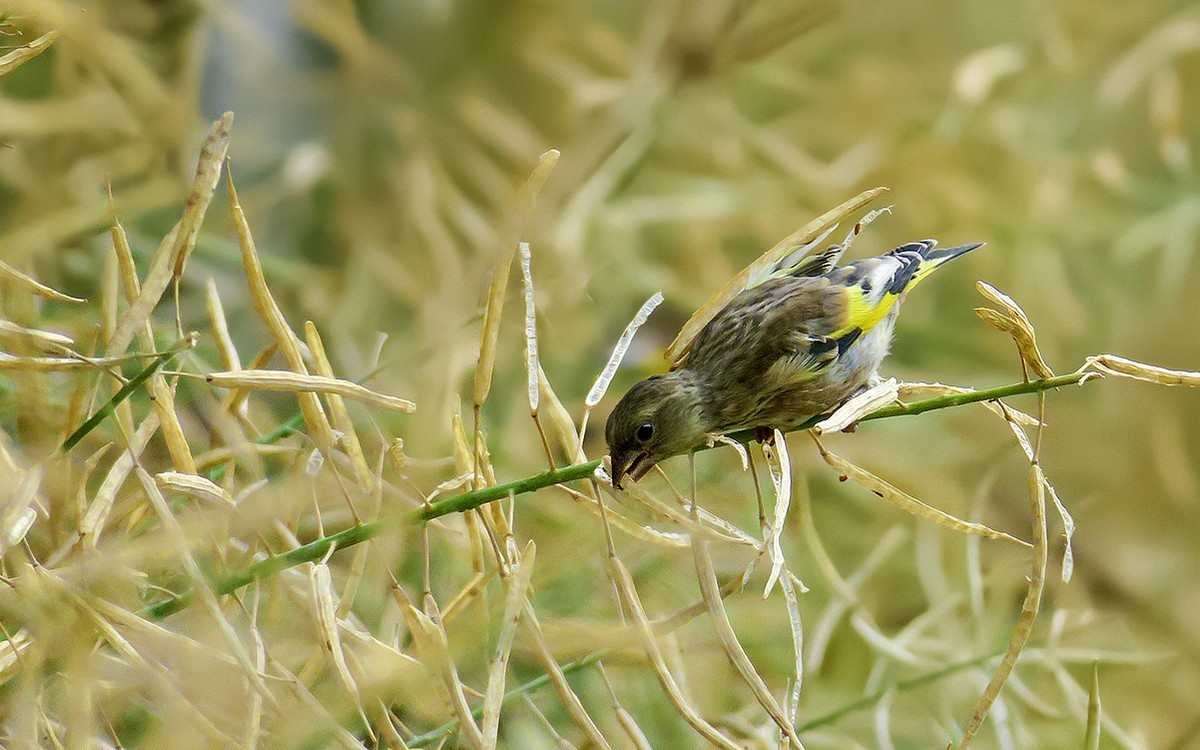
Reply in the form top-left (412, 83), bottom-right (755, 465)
top-left (409, 643), bottom-right (1005, 746)
top-left (256, 412), bottom-right (306, 445)
top-left (204, 413), bottom-right (304, 483)
top-left (144, 372), bottom-right (1095, 619)
top-left (61, 340), bottom-right (193, 453)
top-left (720, 371), bottom-right (1091, 443)
top-left (406, 652), bottom-right (606, 747)
top-left (410, 460), bottom-right (603, 522)
top-left (858, 372), bottom-right (1089, 422)
top-left (795, 648), bottom-right (1006, 733)
top-left (146, 461), bottom-right (603, 619)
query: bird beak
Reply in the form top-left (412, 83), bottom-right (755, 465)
top-left (610, 450), bottom-right (657, 490)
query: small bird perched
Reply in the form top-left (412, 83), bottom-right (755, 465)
top-left (606, 196), bottom-right (981, 489)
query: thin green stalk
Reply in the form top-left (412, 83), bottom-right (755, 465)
top-left (144, 373), bottom-right (1096, 620)
top-left (61, 339), bottom-right (194, 453)
top-left (794, 648), bottom-right (1006, 733)
top-left (256, 412), bottom-right (305, 445)
top-left (722, 371), bottom-right (1092, 443)
top-left (146, 461), bottom-right (602, 618)
top-left (145, 520), bottom-right (384, 618)
top-left (410, 461), bottom-right (603, 522)
top-left (406, 652), bottom-right (605, 748)
top-left (857, 372), bottom-right (1090, 423)
top-left (405, 644), bottom-right (1006, 746)
top-left (204, 412), bottom-right (304, 483)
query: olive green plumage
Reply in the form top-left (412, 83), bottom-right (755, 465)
top-left (606, 238), bottom-right (983, 488)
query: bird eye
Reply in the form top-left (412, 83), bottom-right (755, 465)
top-left (636, 422), bottom-right (654, 442)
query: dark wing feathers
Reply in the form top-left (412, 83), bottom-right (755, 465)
top-left (796, 326), bottom-right (863, 372)
top-left (785, 245), bottom-right (842, 278)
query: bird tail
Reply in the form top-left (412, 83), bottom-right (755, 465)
top-left (827, 240), bottom-right (983, 338)
top-left (904, 241), bottom-right (984, 292)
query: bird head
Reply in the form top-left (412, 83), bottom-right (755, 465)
top-left (605, 372), bottom-right (707, 489)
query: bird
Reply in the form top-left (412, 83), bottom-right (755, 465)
top-left (605, 218), bottom-right (982, 489)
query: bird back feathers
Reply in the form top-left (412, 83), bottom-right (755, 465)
top-left (666, 190), bottom-right (982, 372)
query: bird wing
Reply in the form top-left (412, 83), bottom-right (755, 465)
top-left (754, 277), bottom-right (861, 385)
top-left (665, 187), bottom-right (888, 370)
top-left (756, 238), bottom-right (982, 386)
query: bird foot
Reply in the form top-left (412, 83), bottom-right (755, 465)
top-left (754, 426), bottom-right (775, 445)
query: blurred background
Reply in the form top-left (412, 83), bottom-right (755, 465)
top-left (3, 0), bottom-right (1200, 747)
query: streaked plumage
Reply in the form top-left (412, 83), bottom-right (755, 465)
top-left (606, 235), bottom-right (982, 488)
